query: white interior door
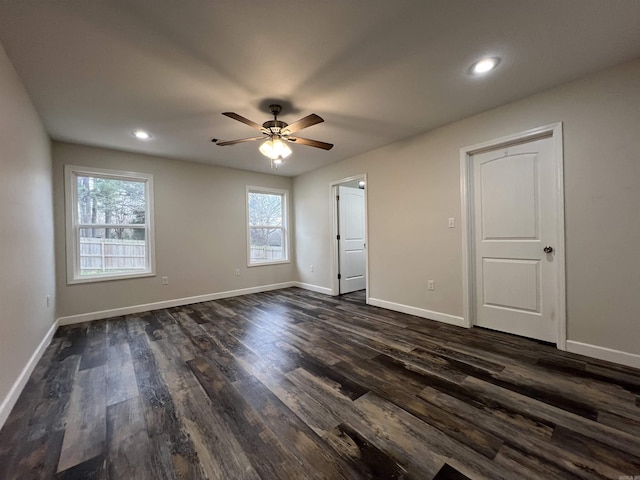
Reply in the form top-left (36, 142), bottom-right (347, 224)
top-left (338, 186), bottom-right (366, 294)
top-left (472, 136), bottom-right (559, 342)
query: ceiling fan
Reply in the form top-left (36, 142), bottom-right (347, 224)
top-left (214, 104), bottom-right (333, 167)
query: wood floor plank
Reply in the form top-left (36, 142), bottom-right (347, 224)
top-left (420, 383), bottom-right (624, 479)
top-left (28, 353), bottom-right (80, 442)
top-left (326, 423), bottom-right (411, 479)
top-left (353, 392), bottom-right (516, 480)
top-left (286, 366), bottom-right (446, 479)
top-left (55, 454), bottom-right (108, 480)
top-left (459, 375), bottom-right (640, 454)
top-left (234, 375), bottom-right (362, 479)
top-left (0, 340), bottom-right (74, 478)
top-left (125, 317), bottom-right (206, 479)
top-left (187, 355), bottom-right (315, 480)
top-left (106, 396), bottom-right (156, 480)
top-left (106, 342), bottom-right (139, 407)
top-left (2, 288), bottom-right (640, 479)
top-left (149, 337), bottom-right (261, 480)
top-left (57, 365), bottom-right (106, 473)
top-left (79, 321), bottom-right (107, 371)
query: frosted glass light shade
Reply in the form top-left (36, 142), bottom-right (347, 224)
top-left (471, 57), bottom-right (500, 75)
top-left (259, 138), bottom-right (292, 159)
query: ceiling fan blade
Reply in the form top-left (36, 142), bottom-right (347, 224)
top-left (222, 112), bottom-right (266, 132)
top-left (288, 136), bottom-right (333, 150)
top-left (282, 114), bottom-right (324, 135)
top-left (216, 136), bottom-right (265, 146)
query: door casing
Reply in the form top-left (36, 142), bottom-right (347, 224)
top-left (460, 123), bottom-right (567, 350)
top-left (330, 174), bottom-right (369, 300)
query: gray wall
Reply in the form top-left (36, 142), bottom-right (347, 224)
top-left (294, 59), bottom-right (640, 357)
top-left (0, 44), bottom-right (56, 419)
top-left (53, 142), bottom-right (295, 319)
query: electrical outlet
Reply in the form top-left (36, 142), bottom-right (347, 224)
top-left (162, 276), bottom-right (169, 285)
top-left (310, 265), bottom-right (314, 272)
top-left (235, 269), bottom-right (241, 277)
top-left (428, 280), bottom-right (435, 291)
top-left (448, 217), bottom-right (455, 228)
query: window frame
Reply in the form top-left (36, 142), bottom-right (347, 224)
top-left (246, 186), bottom-right (290, 267)
top-left (64, 164), bottom-right (156, 284)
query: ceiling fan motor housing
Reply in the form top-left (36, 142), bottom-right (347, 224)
top-left (264, 105), bottom-right (287, 134)
top-left (262, 119), bottom-right (288, 134)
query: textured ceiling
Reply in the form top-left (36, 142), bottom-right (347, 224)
top-left (1, 0), bottom-right (639, 176)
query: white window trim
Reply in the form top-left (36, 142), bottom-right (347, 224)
top-left (246, 186), bottom-right (290, 267)
top-left (64, 164), bottom-right (156, 284)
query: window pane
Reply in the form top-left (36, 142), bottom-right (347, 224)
top-left (249, 227), bottom-right (284, 262)
top-left (79, 227), bottom-right (147, 276)
top-left (248, 192), bottom-right (282, 226)
top-left (76, 175), bottom-right (146, 225)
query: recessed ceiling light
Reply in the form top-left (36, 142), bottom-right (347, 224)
top-left (471, 57), bottom-right (500, 75)
top-left (132, 130), bottom-right (151, 140)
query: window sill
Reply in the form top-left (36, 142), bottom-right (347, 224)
top-left (67, 271), bottom-right (155, 285)
top-left (247, 260), bottom-right (291, 268)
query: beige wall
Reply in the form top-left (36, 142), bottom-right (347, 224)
top-left (294, 59), bottom-right (640, 356)
top-left (53, 142), bottom-right (294, 319)
top-left (0, 45), bottom-right (55, 417)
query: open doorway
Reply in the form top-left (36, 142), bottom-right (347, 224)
top-left (330, 175), bottom-right (368, 301)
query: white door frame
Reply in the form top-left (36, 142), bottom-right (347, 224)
top-left (330, 174), bottom-right (369, 301)
top-left (459, 122), bottom-right (567, 350)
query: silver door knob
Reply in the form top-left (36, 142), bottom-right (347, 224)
top-left (543, 246), bottom-right (554, 253)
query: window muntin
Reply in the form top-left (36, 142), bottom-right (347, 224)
top-left (247, 187), bottom-right (289, 266)
top-left (65, 165), bottom-right (155, 283)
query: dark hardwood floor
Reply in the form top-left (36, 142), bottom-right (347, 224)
top-left (1, 287), bottom-right (640, 479)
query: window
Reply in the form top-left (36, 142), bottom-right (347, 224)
top-left (64, 165), bottom-right (155, 283)
top-left (247, 187), bottom-right (289, 266)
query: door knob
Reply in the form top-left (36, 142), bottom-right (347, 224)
top-left (543, 246), bottom-right (554, 253)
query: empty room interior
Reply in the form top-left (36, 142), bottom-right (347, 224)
top-left (1, 1), bottom-right (640, 478)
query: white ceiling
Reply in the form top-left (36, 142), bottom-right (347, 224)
top-left (1, 1), bottom-right (639, 176)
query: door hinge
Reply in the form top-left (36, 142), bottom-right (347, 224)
top-left (336, 195), bottom-right (340, 201)
top-left (337, 234), bottom-right (341, 240)
top-left (338, 273), bottom-right (342, 280)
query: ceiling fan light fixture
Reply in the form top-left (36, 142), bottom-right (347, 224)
top-left (259, 137), bottom-right (292, 159)
top-left (471, 56), bottom-right (500, 75)
top-left (132, 129), bottom-right (151, 140)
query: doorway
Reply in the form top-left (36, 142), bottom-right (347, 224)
top-left (460, 123), bottom-right (566, 348)
top-left (331, 175), bottom-right (368, 299)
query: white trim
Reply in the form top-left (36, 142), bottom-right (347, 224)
top-left (293, 282), bottom-right (333, 295)
top-left (0, 320), bottom-right (59, 430)
top-left (246, 186), bottom-right (290, 267)
top-left (566, 341), bottom-right (640, 370)
top-left (57, 282), bottom-right (295, 326)
top-left (329, 174), bottom-right (369, 301)
top-left (64, 164), bottom-right (156, 284)
top-left (459, 122), bottom-right (567, 349)
top-left (368, 297), bottom-right (466, 328)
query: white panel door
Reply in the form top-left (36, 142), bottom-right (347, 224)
top-left (472, 136), bottom-right (558, 342)
top-left (339, 186), bottom-right (366, 294)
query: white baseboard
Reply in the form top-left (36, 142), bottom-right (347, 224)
top-left (57, 281), bottom-right (296, 326)
top-left (0, 319), bottom-right (59, 430)
top-left (293, 282), bottom-right (333, 295)
top-left (566, 340), bottom-right (640, 369)
top-left (368, 297), bottom-right (466, 328)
